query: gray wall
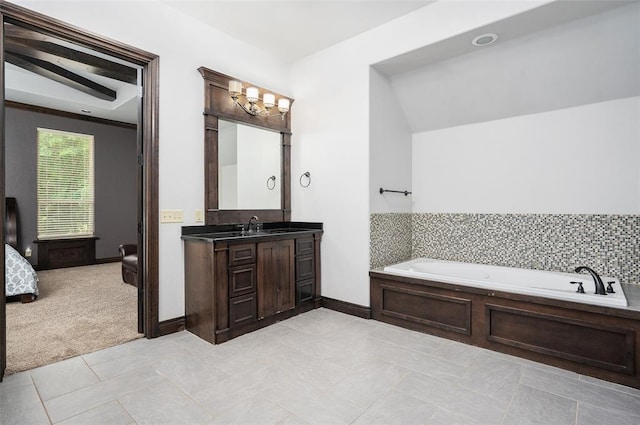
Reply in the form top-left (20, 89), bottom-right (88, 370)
top-left (5, 106), bottom-right (137, 265)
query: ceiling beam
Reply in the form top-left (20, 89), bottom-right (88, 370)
top-left (6, 51), bottom-right (117, 101)
top-left (5, 34), bottom-right (138, 84)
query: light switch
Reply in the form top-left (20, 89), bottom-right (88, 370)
top-left (160, 209), bottom-right (184, 223)
top-left (195, 209), bottom-right (204, 223)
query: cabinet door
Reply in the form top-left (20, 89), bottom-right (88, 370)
top-left (257, 240), bottom-right (295, 319)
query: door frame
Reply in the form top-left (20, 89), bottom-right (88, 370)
top-left (0, 1), bottom-right (160, 381)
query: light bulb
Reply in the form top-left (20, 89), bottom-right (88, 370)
top-left (263, 93), bottom-right (275, 109)
top-left (246, 87), bottom-right (259, 103)
top-left (278, 98), bottom-right (290, 113)
top-left (228, 80), bottom-right (242, 96)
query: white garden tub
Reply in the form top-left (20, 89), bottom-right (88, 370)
top-left (383, 258), bottom-right (627, 308)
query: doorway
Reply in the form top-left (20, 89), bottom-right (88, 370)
top-left (0, 1), bottom-right (159, 381)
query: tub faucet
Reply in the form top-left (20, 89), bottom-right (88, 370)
top-left (574, 266), bottom-right (607, 295)
top-left (247, 216), bottom-right (259, 233)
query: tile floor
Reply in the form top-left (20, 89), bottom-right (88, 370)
top-left (1, 308), bottom-right (640, 424)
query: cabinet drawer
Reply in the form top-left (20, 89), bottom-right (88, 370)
top-left (296, 254), bottom-right (314, 281)
top-left (297, 279), bottom-right (315, 303)
top-left (295, 238), bottom-right (314, 256)
top-left (229, 293), bottom-right (257, 328)
top-left (229, 265), bottom-right (256, 297)
top-left (229, 243), bottom-right (256, 266)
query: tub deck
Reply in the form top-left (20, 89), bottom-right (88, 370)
top-left (370, 269), bottom-right (640, 389)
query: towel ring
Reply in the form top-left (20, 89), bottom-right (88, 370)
top-left (266, 175), bottom-right (276, 190)
top-left (299, 171), bottom-right (311, 188)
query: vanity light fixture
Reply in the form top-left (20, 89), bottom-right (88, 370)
top-left (228, 80), bottom-right (290, 120)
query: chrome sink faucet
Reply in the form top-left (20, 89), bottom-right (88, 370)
top-left (575, 266), bottom-right (607, 295)
top-left (247, 216), bottom-right (259, 233)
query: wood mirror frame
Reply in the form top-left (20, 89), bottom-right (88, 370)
top-left (198, 67), bottom-right (293, 225)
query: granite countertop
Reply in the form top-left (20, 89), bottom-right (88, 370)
top-left (181, 221), bottom-right (323, 242)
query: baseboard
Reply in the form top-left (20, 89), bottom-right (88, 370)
top-left (322, 297), bottom-right (372, 319)
top-left (158, 302), bottom-right (369, 337)
top-left (95, 256), bottom-right (121, 264)
top-left (158, 317), bottom-right (185, 336)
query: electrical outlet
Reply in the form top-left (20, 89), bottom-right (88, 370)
top-left (25, 247), bottom-right (32, 257)
top-left (195, 209), bottom-right (204, 223)
top-left (160, 209), bottom-right (184, 223)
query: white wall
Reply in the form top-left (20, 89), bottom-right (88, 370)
top-left (13, 0), bottom-right (554, 315)
top-left (412, 97), bottom-right (640, 214)
top-left (369, 68), bottom-right (412, 214)
top-left (290, 0), bottom-right (551, 306)
top-left (13, 0), bottom-right (291, 321)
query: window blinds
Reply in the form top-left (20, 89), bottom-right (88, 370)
top-left (37, 128), bottom-right (95, 239)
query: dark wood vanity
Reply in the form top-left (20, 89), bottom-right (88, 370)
top-left (183, 223), bottom-right (322, 343)
top-left (184, 68), bottom-right (320, 343)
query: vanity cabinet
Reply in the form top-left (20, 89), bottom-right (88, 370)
top-left (183, 225), bottom-right (322, 344)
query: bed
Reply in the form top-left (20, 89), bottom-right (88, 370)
top-left (5, 197), bottom-right (38, 303)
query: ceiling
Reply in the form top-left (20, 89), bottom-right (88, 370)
top-left (5, 23), bottom-right (140, 124)
top-left (377, 1), bottom-right (639, 133)
top-left (374, 1), bottom-right (633, 76)
top-left (165, 0), bottom-right (434, 63)
top-left (4, 0), bottom-right (432, 124)
top-left (7, 0), bottom-right (635, 129)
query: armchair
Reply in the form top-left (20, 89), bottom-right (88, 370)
top-left (118, 244), bottom-right (138, 287)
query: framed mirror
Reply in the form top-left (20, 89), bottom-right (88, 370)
top-left (198, 67), bottom-right (293, 224)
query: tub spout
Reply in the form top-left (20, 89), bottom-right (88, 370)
top-left (574, 266), bottom-right (607, 295)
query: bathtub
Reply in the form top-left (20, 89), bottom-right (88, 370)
top-left (383, 258), bottom-right (627, 308)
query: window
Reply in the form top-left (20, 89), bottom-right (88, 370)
top-left (37, 128), bottom-right (95, 239)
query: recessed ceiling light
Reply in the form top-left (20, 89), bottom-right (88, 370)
top-left (472, 33), bottom-right (498, 47)
top-left (80, 109), bottom-right (92, 114)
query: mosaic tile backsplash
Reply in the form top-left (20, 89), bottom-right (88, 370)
top-left (370, 213), bottom-right (412, 269)
top-left (370, 213), bottom-right (639, 285)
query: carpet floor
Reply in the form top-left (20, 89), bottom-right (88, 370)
top-left (5, 262), bottom-right (141, 374)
